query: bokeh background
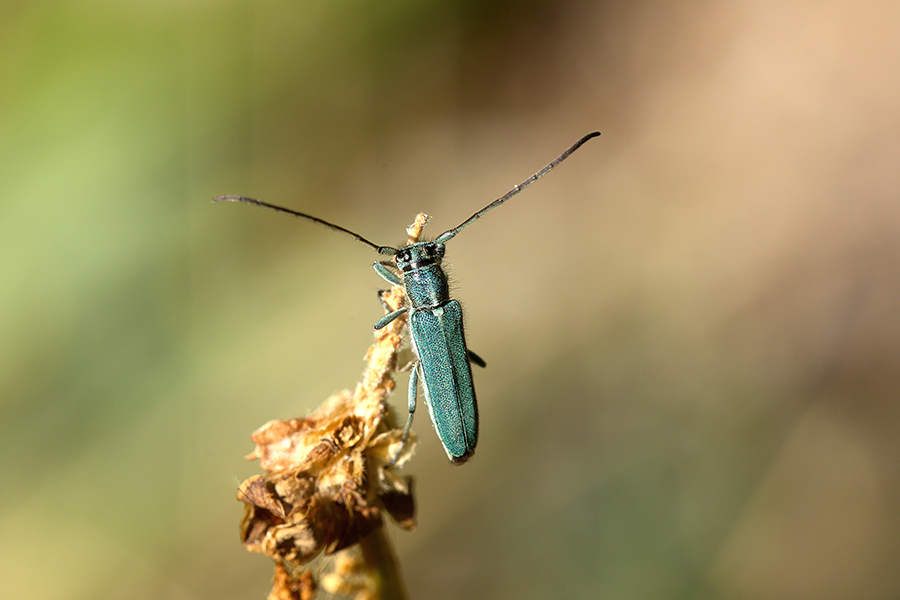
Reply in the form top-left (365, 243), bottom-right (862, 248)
top-left (3, 1), bottom-right (899, 599)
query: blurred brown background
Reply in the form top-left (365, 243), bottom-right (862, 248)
top-left (2, 1), bottom-right (899, 599)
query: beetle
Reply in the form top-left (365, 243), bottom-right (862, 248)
top-left (215, 131), bottom-right (600, 463)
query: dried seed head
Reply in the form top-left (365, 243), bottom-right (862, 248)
top-left (237, 216), bottom-right (429, 600)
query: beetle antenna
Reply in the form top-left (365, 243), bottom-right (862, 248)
top-left (213, 195), bottom-right (398, 255)
top-left (435, 131), bottom-right (600, 244)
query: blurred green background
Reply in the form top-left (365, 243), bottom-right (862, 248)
top-left (3, 1), bottom-right (900, 599)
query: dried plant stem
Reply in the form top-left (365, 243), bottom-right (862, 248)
top-left (237, 215), bottom-right (430, 600)
top-left (358, 528), bottom-right (407, 599)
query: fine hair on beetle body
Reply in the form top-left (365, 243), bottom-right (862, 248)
top-left (214, 131), bottom-right (600, 464)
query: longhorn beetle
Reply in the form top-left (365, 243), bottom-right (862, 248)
top-left (215, 131), bottom-right (600, 464)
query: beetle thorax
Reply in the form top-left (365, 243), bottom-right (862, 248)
top-left (396, 242), bottom-right (445, 273)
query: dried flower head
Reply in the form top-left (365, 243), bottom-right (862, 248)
top-left (237, 215), bottom-right (430, 600)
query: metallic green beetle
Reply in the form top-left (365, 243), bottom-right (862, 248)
top-left (215, 131), bottom-right (599, 463)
